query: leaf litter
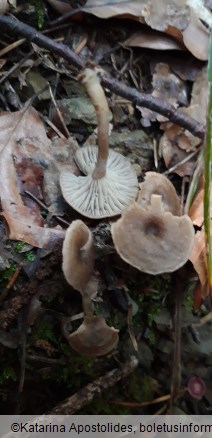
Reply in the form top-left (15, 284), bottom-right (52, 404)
top-left (0, 0), bottom-right (211, 416)
top-left (0, 103), bottom-right (80, 248)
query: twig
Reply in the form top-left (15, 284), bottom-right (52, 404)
top-left (0, 15), bottom-right (84, 69)
top-left (49, 356), bottom-right (138, 414)
top-left (110, 393), bottom-right (171, 408)
top-left (0, 49), bottom-right (34, 85)
top-left (163, 148), bottom-right (200, 175)
top-left (0, 15), bottom-right (205, 139)
top-left (0, 243), bottom-right (62, 330)
top-left (0, 38), bottom-right (25, 57)
top-left (48, 84), bottom-right (70, 137)
top-left (24, 190), bottom-right (70, 226)
top-left (0, 264), bottom-right (23, 303)
top-left (169, 270), bottom-right (185, 411)
top-left (101, 76), bottom-right (205, 139)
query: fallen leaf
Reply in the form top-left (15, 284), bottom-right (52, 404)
top-left (46, 0), bottom-right (72, 14)
top-left (188, 180), bottom-right (212, 298)
top-left (189, 67), bottom-right (208, 125)
top-left (80, 0), bottom-right (212, 59)
top-left (182, 6), bottom-right (210, 61)
top-left (124, 27), bottom-right (185, 51)
top-left (159, 123), bottom-right (199, 176)
top-left (0, 103), bottom-right (65, 248)
top-left (82, 0), bottom-right (145, 20)
top-left (189, 188), bottom-right (212, 227)
top-left (138, 63), bottom-right (187, 126)
top-left (189, 227), bottom-right (211, 292)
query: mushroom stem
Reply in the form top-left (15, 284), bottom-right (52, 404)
top-left (79, 68), bottom-right (109, 179)
top-left (149, 194), bottom-right (164, 213)
top-left (82, 290), bottom-right (93, 317)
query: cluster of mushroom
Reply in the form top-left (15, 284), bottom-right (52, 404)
top-left (62, 220), bottom-right (119, 357)
top-left (111, 172), bottom-right (195, 275)
top-left (60, 66), bottom-right (195, 356)
top-left (60, 67), bottom-right (139, 356)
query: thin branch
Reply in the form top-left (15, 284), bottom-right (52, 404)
top-left (49, 356), bottom-right (138, 414)
top-left (0, 15), bottom-right (205, 139)
top-left (0, 15), bottom-right (84, 69)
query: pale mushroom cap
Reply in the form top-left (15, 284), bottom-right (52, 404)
top-left (60, 145), bottom-right (138, 219)
top-left (138, 172), bottom-right (181, 216)
top-left (111, 200), bottom-right (195, 275)
top-left (62, 220), bottom-right (94, 292)
top-left (67, 315), bottom-right (119, 356)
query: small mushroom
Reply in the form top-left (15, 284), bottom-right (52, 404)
top-left (187, 376), bottom-right (206, 400)
top-left (62, 219), bottom-right (95, 294)
top-left (67, 315), bottom-right (119, 357)
top-left (137, 171), bottom-right (181, 216)
top-left (60, 68), bottom-right (138, 218)
top-left (111, 194), bottom-right (195, 275)
top-left (62, 220), bottom-right (119, 356)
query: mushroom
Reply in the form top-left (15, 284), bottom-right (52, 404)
top-left (67, 315), bottom-right (119, 357)
top-left (137, 171), bottom-right (181, 216)
top-left (62, 219), bottom-right (95, 295)
top-left (111, 194), bottom-right (195, 275)
top-left (62, 219), bottom-right (119, 356)
top-left (60, 68), bottom-right (138, 218)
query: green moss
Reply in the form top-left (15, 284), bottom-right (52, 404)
top-left (44, 350), bottom-right (96, 389)
top-left (25, 251), bottom-right (35, 262)
top-left (146, 329), bottom-right (156, 346)
top-left (80, 396), bottom-right (129, 415)
top-left (30, 319), bottom-right (56, 344)
top-left (183, 292), bottom-right (194, 310)
top-left (0, 366), bottom-right (17, 385)
top-left (126, 370), bottom-right (153, 403)
top-left (0, 350), bottom-right (19, 389)
top-left (0, 261), bottom-right (16, 281)
top-left (147, 303), bottom-right (160, 327)
top-left (14, 241), bottom-right (25, 253)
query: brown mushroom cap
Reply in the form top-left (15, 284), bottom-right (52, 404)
top-left (137, 172), bottom-right (181, 216)
top-left (62, 220), bottom-right (94, 292)
top-left (67, 315), bottom-right (119, 357)
top-left (60, 145), bottom-right (138, 218)
top-left (111, 195), bottom-right (195, 275)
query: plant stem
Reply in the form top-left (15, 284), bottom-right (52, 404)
top-left (204, 33), bottom-right (212, 295)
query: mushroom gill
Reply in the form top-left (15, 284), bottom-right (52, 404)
top-left (60, 68), bottom-right (138, 218)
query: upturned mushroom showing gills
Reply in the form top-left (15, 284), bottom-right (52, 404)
top-left (111, 194), bottom-right (195, 275)
top-left (67, 315), bottom-right (119, 357)
top-left (137, 171), bottom-right (181, 216)
top-left (60, 68), bottom-right (138, 218)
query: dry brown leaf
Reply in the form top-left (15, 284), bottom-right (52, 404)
top-left (124, 28), bottom-right (185, 51)
top-left (189, 227), bottom-right (211, 291)
top-left (189, 188), bottom-right (205, 227)
top-left (138, 63), bottom-right (187, 126)
top-left (46, 0), bottom-right (72, 14)
top-left (80, 0), bottom-right (212, 60)
top-left (159, 123), bottom-right (199, 176)
top-left (82, 0), bottom-right (145, 20)
top-left (189, 67), bottom-right (208, 125)
top-left (182, 7), bottom-right (210, 60)
top-left (0, 104), bottom-right (65, 248)
top-left (188, 178), bottom-right (212, 297)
